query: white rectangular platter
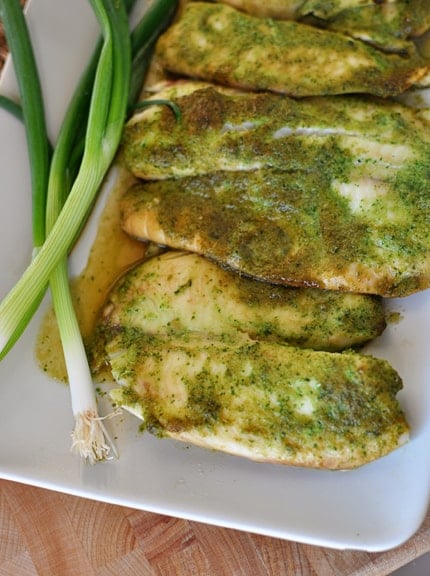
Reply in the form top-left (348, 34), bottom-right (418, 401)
top-left (0, 0), bottom-right (429, 552)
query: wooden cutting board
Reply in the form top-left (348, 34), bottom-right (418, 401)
top-left (0, 478), bottom-right (429, 576)
top-left (2, 12), bottom-right (430, 576)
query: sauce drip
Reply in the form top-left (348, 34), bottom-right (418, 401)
top-left (35, 167), bottom-right (147, 382)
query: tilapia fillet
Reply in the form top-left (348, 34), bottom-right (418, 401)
top-left (216, 0), bottom-right (430, 53)
top-left (312, 1), bottom-right (430, 54)
top-left (217, 0), bottom-right (397, 20)
top-left (121, 166), bottom-right (430, 297)
top-left (107, 332), bottom-right (409, 470)
top-left (98, 250), bottom-right (385, 352)
top-left (122, 82), bottom-right (430, 181)
top-left (155, 3), bottom-right (430, 97)
top-left (121, 84), bottom-right (430, 297)
top-left (213, 0), bottom-right (305, 19)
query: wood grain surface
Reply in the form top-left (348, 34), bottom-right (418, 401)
top-left (1, 8), bottom-right (430, 576)
top-left (0, 478), bottom-right (429, 576)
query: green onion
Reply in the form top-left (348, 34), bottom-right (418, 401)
top-left (0, 0), bottom-right (130, 462)
top-left (46, 0), bottom-right (154, 462)
top-left (0, 0), bottom-right (50, 254)
top-left (0, 94), bottom-right (23, 121)
top-left (48, 0), bottom-right (131, 462)
top-left (0, 0), bottom-right (130, 361)
top-left (0, 0), bottom-right (51, 360)
top-left (0, 0), bottom-right (177, 461)
top-left (0, 0), bottom-right (178, 357)
top-left (132, 98), bottom-right (182, 122)
top-left (43, 24), bottom-right (113, 462)
top-left (1, 0), bottom-right (131, 462)
top-left (128, 0), bottom-right (177, 108)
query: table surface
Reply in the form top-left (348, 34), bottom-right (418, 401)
top-left (0, 478), bottom-right (429, 576)
top-left (1, 11), bottom-right (430, 576)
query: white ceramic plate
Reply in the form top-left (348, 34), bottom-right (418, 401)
top-left (1, 0), bottom-right (430, 552)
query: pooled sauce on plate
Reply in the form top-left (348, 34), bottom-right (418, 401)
top-left (35, 167), bottom-right (147, 382)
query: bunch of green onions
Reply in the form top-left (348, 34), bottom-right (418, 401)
top-left (0, 0), bottom-right (177, 462)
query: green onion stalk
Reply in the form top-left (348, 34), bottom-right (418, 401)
top-left (45, 0), bottom-right (131, 462)
top-left (0, 94), bottom-right (23, 121)
top-left (0, 0), bottom-right (177, 461)
top-left (0, 0), bottom-right (50, 254)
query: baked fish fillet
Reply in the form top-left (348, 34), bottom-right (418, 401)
top-left (213, 0), bottom-right (305, 19)
top-left (215, 0), bottom-right (397, 20)
top-left (120, 87), bottom-right (430, 297)
top-left (216, 0), bottom-right (430, 53)
top-left (155, 2), bottom-right (430, 97)
top-left (106, 331), bottom-right (409, 470)
top-left (98, 250), bottom-right (385, 352)
top-left (122, 82), bottom-right (430, 181)
top-left (121, 164), bottom-right (430, 297)
top-left (314, 1), bottom-right (430, 54)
